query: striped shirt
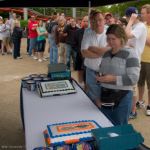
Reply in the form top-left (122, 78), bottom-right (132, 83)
top-left (99, 47), bottom-right (140, 91)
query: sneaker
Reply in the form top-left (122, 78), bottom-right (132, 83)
top-left (38, 59), bottom-right (43, 62)
top-left (129, 112), bottom-right (137, 119)
top-left (146, 106), bottom-right (150, 116)
top-left (44, 56), bottom-right (49, 59)
top-left (42, 58), bottom-right (47, 61)
top-left (136, 100), bottom-right (145, 109)
top-left (17, 56), bottom-right (23, 59)
top-left (7, 51), bottom-right (12, 55)
top-left (33, 56), bottom-right (38, 60)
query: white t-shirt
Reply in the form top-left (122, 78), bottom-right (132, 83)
top-left (0, 24), bottom-right (6, 40)
top-left (81, 28), bottom-right (107, 71)
top-left (127, 22), bottom-right (147, 60)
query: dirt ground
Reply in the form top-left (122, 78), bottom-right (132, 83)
top-left (0, 38), bottom-right (150, 149)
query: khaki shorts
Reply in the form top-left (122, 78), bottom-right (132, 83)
top-left (2, 37), bottom-right (11, 46)
top-left (138, 62), bottom-right (150, 90)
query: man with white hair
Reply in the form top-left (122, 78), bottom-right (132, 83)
top-left (56, 16), bottom-right (66, 64)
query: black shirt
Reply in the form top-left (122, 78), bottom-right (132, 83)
top-left (63, 24), bottom-right (79, 46)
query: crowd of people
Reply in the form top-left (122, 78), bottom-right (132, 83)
top-left (0, 4), bottom-right (150, 125)
top-left (0, 13), bottom-right (22, 58)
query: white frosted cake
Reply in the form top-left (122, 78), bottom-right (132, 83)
top-left (37, 80), bottom-right (76, 97)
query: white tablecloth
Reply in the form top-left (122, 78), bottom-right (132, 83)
top-left (22, 81), bottom-right (113, 150)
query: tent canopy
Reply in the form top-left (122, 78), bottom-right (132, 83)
top-left (0, 0), bottom-right (135, 7)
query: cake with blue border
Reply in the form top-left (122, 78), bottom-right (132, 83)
top-left (43, 120), bottom-right (100, 146)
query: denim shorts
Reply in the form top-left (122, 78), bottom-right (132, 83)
top-left (29, 37), bottom-right (37, 55)
top-left (37, 40), bottom-right (46, 52)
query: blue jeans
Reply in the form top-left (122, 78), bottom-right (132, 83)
top-left (86, 67), bottom-right (101, 102)
top-left (65, 44), bottom-right (75, 69)
top-left (48, 34), bottom-right (53, 45)
top-left (100, 91), bottom-right (133, 125)
top-left (50, 44), bottom-right (58, 64)
top-left (29, 37), bottom-right (37, 56)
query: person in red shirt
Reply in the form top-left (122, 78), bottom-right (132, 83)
top-left (28, 15), bottom-right (38, 59)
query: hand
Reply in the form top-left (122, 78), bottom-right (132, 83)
top-left (95, 99), bottom-right (102, 108)
top-left (96, 74), bottom-right (116, 83)
top-left (129, 13), bottom-right (138, 24)
top-left (88, 46), bottom-right (98, 52)
top-left (32, 27), bottom-right (37, 30)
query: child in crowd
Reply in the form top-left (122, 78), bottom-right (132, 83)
top-left (12, 20), bottom-right (23, 59)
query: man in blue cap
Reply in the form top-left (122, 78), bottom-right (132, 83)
top-left (125, 6), bottom-right (139, 17)
top-left (125, 7), bottom-right (147, 119)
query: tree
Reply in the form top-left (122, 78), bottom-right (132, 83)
top-left (96, 0), bottom-right (150, 17)
top-left (29, 0), bottom-right (150, 18)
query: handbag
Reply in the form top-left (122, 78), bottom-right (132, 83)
top-left (101, 87), bottom-right (129, 106)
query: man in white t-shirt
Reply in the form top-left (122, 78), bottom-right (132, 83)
top-left (125, 7), bottom-right (147, 118)
top-left (126, 8), bottom-right (147, 60)
top-left (81, 9), bottom-right (109, 106)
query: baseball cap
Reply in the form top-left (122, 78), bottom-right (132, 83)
top-left (105, 12), bottom-right (113, 18)
top-left (125, 7), bottom-right (139, 17)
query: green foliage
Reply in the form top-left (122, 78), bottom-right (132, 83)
top-left (96, 0), bottom-right (150, 18)
top-left (0, 12), bottom-right (9, 18)
top-left (30, 7), bottom-right (89, 17)
top-left (20, 20), bottom-right (28, 28)
top-left (29, 0), bottom-right (150, 18)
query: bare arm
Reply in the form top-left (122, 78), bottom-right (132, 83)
top-left (146, 36), bottom-right (150, 46)
top-left (125, 14), bottom-right (138, 39)
top-left (88, 46), bottom-right (110, 56)
top-left (36, 28), bottom-right (42, 36)
top-left (81, 48), bottom-right (100, 58)
top-left (96, 74), bottom-right (116, 83)
top-left (36, 28), bottom-right (47, 36)
top-left (31, 25), bottom-right (37, 31)
top-left (81, 46), bottom-right (110, 58)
